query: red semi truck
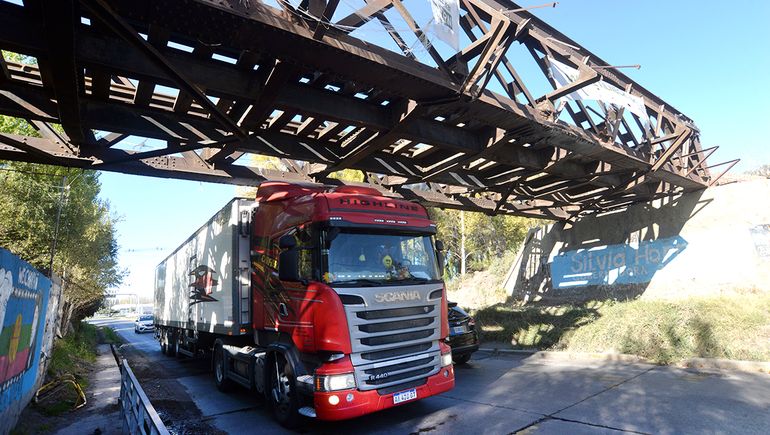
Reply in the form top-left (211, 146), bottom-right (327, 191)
top-left (154, 182), bottom-right (455, 426)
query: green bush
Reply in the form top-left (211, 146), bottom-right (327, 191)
top-left (100, 326), bottom-right (123, 345)
top-left (47, 322), bottom-right (98, 377)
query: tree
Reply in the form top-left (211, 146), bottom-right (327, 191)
top-left (748, 164), bottom-right (770, 177)
top-left (0, 115), bottom-right (123, 326)
top-left (430, 207), bottom-right (534, 277)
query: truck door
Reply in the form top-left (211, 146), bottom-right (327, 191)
top-left (270, 225), bottom-right (316, 347)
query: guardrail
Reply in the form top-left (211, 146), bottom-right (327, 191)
top-left (119, 358), bottom-right (170, 435)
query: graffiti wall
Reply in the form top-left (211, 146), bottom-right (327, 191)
top-left (0, 248), bottom-right (56, 432)
top-left (551, 236), bottom-right (688, 288)
top-left (506, 179), bottom-right (770, 303)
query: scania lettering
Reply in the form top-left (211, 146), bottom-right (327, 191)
top-left (153, 182), bottom-right (454, 427)
top-left (374, 291), bottom-right (422, 303)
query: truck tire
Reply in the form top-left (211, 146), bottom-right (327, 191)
top-left (269, 352), bottom-right (302, 429)
top-left (453, 353), bottom-right (471, 365)
top-left (213, 345), bottom-right (234, 392)
top-left (167, 330), bottom-right (177, 357)
top-left (160, 329), bottom-right (168, 355)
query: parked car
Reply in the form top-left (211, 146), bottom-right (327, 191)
top-left (446, 302), bottom-right (479, 364)
top-left (134, 314), bottom-right (155, 334)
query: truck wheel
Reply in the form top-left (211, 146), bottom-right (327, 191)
top-left (167, 331), bottom-right (177, 357)
top-left (453, 353), bottom-right (471, 365)
top-left (269, 353), bottom-right (301, 428)
top-left (174, 335), bottom-right (182, 358)
top-left (160, 329), bottom-right (168, 355)
top-left (213, 345), bottom-right (233, 392)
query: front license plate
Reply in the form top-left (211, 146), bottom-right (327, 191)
top-left (451, 325), bottom-right (467, 335)
top-left (393, 388), bottom-right (417, 404)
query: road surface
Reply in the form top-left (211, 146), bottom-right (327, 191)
top-left (92, 317), bottom-right (770, 434)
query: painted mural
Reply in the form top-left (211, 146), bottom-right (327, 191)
top-left (0, 248), bottom-right (50, 413)
top-left (551, 236), bottom-right (688, 288)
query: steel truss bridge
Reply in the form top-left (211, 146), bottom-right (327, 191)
top-left (0, 0), bottom-right (735, 220)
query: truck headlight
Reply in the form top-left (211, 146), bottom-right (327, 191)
top-left (440, 351), bottom-right (453, 367)
top-left (315, 373), bottom-right (356, 392)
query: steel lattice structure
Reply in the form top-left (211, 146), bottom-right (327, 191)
top-left (0, 0), bottom-right (735, 220)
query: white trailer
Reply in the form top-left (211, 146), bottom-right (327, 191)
top-left (154, 198), bottom-right (255, 354)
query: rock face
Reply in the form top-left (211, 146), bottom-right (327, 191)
top-left (506, 179), bottom-right (770, 303)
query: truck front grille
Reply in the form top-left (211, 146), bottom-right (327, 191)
top-left (360, 342), bottom-right (431, 361)
top-left (360, 329), bottom-right (434, 346)
top-left (339, 284), bottom-right (444, 391)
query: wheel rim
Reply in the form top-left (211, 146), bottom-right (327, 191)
top-left (271, 356), bottom-right (292, 417)
top-left (215, 351), bottom-right (224, 383)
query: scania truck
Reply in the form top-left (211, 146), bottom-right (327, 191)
top-left (154, 182), bottom-right (455, 426)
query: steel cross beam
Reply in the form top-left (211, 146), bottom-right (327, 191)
top-left (0, 0), bottom-right (735, 220)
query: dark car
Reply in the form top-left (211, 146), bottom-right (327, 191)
top-left (446, 302), bottom-right (479, 364)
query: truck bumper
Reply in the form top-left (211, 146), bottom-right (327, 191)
top-left (313, 365), bottom-right (455, 421)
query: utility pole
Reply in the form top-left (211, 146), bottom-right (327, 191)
top-left (48, 174), bottom-right (67, 277)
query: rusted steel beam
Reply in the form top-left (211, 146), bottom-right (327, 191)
top-left (81, 0), bottom-right (249, 140)
top-left (650, 128), bottom-right (691, 172)
top-left (37, 0), bottom-right (92, 145)
top-left (321, 99), bottom-right (423, 173)
top-left (312, 0), bottom-right (340, 39)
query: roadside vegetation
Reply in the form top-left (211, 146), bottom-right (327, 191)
top-left (20, 321), bottom-right (121, 422)
top-left (475, 293), bottom-right (770, 364)
top-left (34, 322), bottom-right (98, 417)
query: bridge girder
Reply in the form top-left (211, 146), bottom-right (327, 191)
top-left (0, 0), bottom-right (732, 220)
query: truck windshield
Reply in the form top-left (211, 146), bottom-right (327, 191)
top-left (325, 231), bottom-right (441, 285)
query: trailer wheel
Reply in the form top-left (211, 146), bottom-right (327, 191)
top-left (269, 352), bottom-right (301, 428)
top-left (160, 329), bottom-right (168, 355)
top-left (213, 345), bottom-right (233, 392)
top-left (167, 330), bottom-right (177, 357)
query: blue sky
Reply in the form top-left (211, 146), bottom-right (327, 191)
top-left (99, 0), bottom-right (770, 297)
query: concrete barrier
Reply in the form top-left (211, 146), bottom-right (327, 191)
top-left (505, 179), bottom-right (770, 303)
top-left (0, 248), bottom-right (62, 435)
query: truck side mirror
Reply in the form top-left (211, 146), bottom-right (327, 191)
top-left (435, 240), bottom-right (446, 273)
top-left (278, 234), bottom-right (300, 281)
top-left (279, 234), bottom-right (296, 250)
top-left (279, 250), bottom-right (300, 282)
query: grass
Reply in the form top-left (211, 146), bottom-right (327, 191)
top-left (474, 301), bottom-right (605, 348)
top-left (47, 322), bottom-right (99, 377)
top-left (473, 294), bottom-right (770, 364)
top-left (100, 325), bottom-right (123, 345)
top-left (37, 321), bottom-right (122, 416)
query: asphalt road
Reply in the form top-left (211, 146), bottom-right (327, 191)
top-left (95, 317), bottom-right (770, 435)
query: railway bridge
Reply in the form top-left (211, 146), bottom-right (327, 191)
top-left (0, 0), bottom-right (734, 220)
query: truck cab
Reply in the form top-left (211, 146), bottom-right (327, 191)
top-left (249, 182), bottom-right (454, 422)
